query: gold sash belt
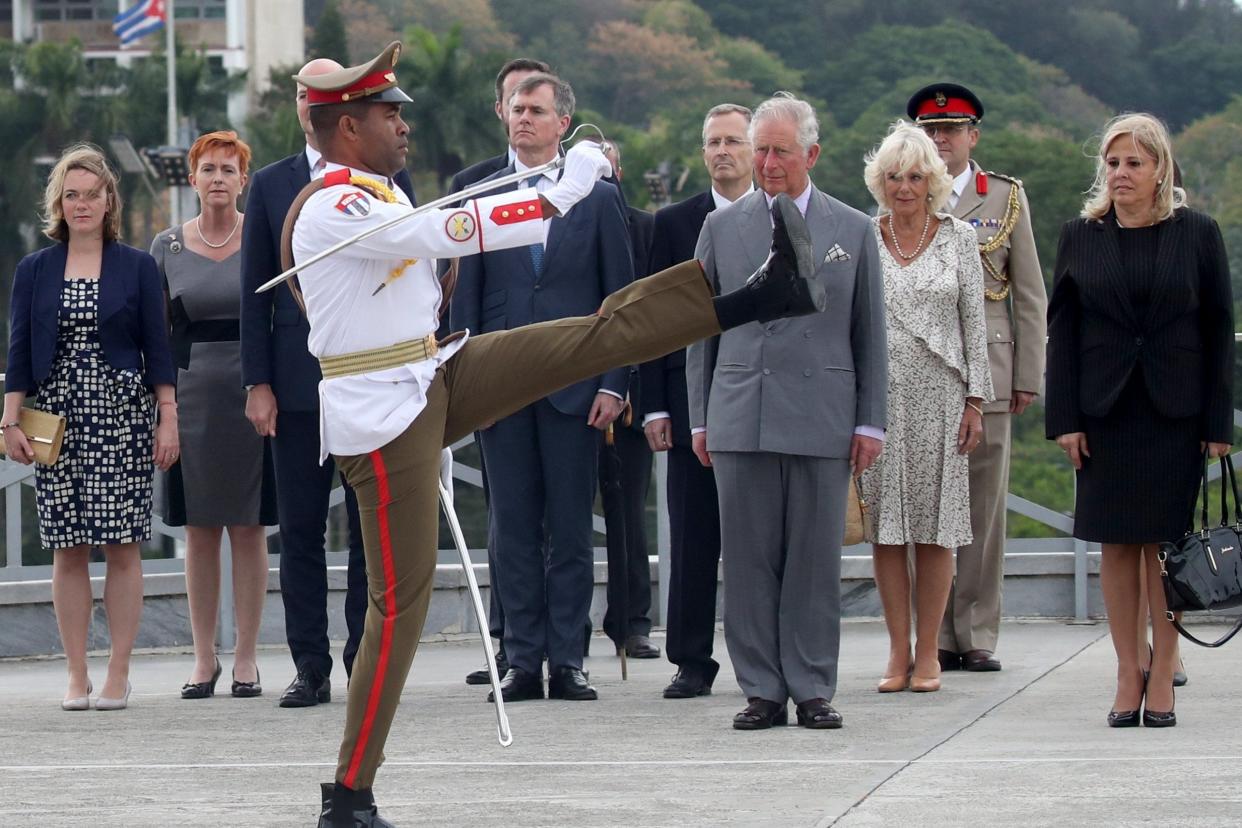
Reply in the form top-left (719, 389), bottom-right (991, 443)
top-left (318, 334), bottom-right (439, 379)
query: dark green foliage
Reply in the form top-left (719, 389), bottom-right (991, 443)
top-left (311, 0), bottom-right (350, 64)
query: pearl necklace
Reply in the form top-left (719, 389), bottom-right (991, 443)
top-left (195, 211), bottom-right (241, 249)
top-left (887, 211), bottom-right (931, 260)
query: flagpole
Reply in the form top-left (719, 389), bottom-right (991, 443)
top-left (166, 0), bottom-right (179, 225)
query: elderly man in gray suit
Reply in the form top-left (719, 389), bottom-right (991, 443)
top-left (687, 92), bottom-right (887, 730)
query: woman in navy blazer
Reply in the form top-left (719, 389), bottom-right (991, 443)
top-left (3, 145), bottom-right (177, 711)
top-left (1046, 114), bottom-right (1233, 729)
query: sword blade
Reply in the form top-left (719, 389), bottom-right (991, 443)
top-left (254, 157), bottom-right (564, 294)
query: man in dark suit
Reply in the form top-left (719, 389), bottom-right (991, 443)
top-left (451, 72), bottom-right (634, 703)
top-left (447, 57), bottom-right (550, 687)
top-left (597, 143), bottom-right (660, 659)
top-left (448, 58), bottom-right (551, 196)
top-left (239, 57), bottom-right (416, 708)
top-left (639, 103), bottom-right (754, 698)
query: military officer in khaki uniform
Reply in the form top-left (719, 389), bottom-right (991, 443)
top-left (289, 43), bottom-right (828, 828)
top-left (907, 83), bottom-right (1047, 673)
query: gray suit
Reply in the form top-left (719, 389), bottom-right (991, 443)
top-left (687, 187), bottom-right (886, 704)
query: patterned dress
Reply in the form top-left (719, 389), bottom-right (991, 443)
top-left (34, 279), bottom-right (156, 549)
top-left (860, 216), bottom-right (994, 547)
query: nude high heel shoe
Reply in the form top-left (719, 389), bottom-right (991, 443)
top-left (95, 681), bottom-right (131, 711)
top-left (61, 679), bottom-right (92, 711)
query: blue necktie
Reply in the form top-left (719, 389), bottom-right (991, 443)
top-left (525, 174), bottom-right (545, 275)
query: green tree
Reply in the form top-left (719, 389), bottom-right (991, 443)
top-left (312, 0), bottom-right (350, 64)
top-left (399, 25), bottom-right (500, 192)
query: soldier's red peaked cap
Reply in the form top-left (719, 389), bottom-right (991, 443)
top-left (295, 41), bottom-right (413, 106)
top-left (906, 83), bottom-right (983, 125)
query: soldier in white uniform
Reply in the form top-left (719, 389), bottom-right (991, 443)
top-left (296, 44), bottom-right (830, 828)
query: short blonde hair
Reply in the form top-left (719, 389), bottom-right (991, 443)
top-left (1081, 112), bottom-right (1186, 222)
top-left (42, 143), bottom-right (122, 243)
top-left (863, 121), bottom-right (953, 214)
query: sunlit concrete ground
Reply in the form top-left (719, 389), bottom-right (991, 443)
top-left (2, 619), bottom-right (1240, 827)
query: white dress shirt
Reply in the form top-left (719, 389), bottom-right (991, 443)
top-left (293, 162), bottom-right (547, 461)
top-left (947, 164), bottom-right (972, 211)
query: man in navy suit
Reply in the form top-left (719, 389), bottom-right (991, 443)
top-left (448, 58), bottom-right (550, 197)
top-left (596, 143), bottom-right (661, 660)
top-left (451, 72), bottom-right (634, 702)
top-left (239, 57), bottom-right (416, 708)
top-left (446, 56), bottom-right (549, 687)
top-left (639, 103), bottom-right (754, 699)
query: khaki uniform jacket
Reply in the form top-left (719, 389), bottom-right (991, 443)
top-left (953, 160), bottom-right (1047, 413)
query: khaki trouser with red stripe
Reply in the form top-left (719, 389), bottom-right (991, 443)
top-left (332, 261), bottom-right (719, 789)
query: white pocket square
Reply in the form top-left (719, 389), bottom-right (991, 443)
top-left (824, 244), bottom-right (851, 263)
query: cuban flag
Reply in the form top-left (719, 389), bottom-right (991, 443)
top-left (112, 0), bottom-right (167, 46)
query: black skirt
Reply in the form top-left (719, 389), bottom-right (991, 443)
top-left (1073, 372), bottom-right (1201, 544)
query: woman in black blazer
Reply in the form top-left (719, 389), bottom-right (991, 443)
top-left (3, 145), bottom-right (177, 711)
top-left (1046, 113), bottom-right (1233, 729)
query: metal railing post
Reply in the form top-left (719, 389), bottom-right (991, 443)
top-left (218, 530), bottom-right (236, 652)
top-left (654, 451), bottom-right (670, 626)
top-left (4, 482), bottom-right (21, 574)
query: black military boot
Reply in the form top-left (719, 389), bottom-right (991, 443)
top-left (712, 192), bottom-right (824, 329)
top-left (318, 782), bottom-right (396, 827)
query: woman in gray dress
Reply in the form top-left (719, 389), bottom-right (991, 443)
top-left (151, 131), bottom-right (276, 699)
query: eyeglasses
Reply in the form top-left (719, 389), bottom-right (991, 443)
top-left (920, 124), bottom-right (970, 137)
top-left (704, 137), bottom-right (750, 150)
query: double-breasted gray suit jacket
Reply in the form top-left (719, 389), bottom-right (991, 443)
top-left (687, 187), bottom-right (887, 456)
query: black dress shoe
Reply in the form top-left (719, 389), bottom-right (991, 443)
top-left (622, 635), bottom-right (661, 659)
top-left (465, 648), bottom-right (509, 686)
top-left (487, 667), bottom-right (544, 703)
top-left (1107, 708), bottom-right (1141, 727)
top-left (231, 667), bottom-right (262, 698)
top-left (663, 668), bottom-right (715, 699)
top-left (548, 666), bottom-right (597, 700)
top-left (732, 697), bottom-right (787, 730)
top-left (1173, 659), bottom-right (1188, 688)
top-left (795, 698), bottom-right (844, 729)
top-left (963, 649), bottom-right (1002, 672)
top-left (744, 193), bottom-right (824, 324)
top-left (181, 657), bottom-right (223, 699)
top-left (280, 670), bottom-right (331, 708)
top-left (938, 649), bottom-right (963, 671)
top-left (317, 782), bottom-right (395, 827)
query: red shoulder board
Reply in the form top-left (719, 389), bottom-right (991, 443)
top-left (490, 198), bottom-right (543, 226)
top-left (975, 171), bottom-right (988, 196)
top-left (323, 169), bottom-right (352, 187)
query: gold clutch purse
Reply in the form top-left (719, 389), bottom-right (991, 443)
top-left (1, 408), bottom-right (67, 465)
top-left (843, 477), bottom-right (870, 546)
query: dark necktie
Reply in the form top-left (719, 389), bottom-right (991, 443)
top-left (525, 174), bottom-right (545, 274)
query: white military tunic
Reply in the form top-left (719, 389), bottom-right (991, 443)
top-left (292, 162), bottom-right (546, 461)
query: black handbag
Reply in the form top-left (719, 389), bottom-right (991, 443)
top-left (1157, 453), bottom-right (1242, 647)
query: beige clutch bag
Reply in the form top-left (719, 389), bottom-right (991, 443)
top-left (1, 408), bottom-right (67, 466)
top-left (843, 477), bottom-right (870, 546)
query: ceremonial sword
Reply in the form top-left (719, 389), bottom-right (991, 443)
top-left (254, 126), bottom-right (611, 294)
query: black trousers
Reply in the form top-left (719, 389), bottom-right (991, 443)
top-left (602, 424), bottom-right (654, 643)
top-left (663, 442), bottom-right (721, 675)
top-left (273, 410), bottom-right (367, 680)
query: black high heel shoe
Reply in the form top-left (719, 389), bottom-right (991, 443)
top-left (231, 666), bottom-right (262, 698)
top-left (181, 657), bottom-right (223, 699)
top-left (1107, 670), bottom-right (1145, 728)
top-left (1143, 684), bottom-right (1177, 728)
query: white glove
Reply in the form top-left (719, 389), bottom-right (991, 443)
top-left (543, 142), bottom-right (612, 215)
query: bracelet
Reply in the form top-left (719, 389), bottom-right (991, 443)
top-left (965, 401), bottom-right (984, 416)
top-left (0, 421), bottom-right (20, 431)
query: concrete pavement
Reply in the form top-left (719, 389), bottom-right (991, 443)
top-left (1, 619), bottom-right (1240, 827)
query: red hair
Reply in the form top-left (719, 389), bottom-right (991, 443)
top-left (187, 130), bottom-right (252, 177)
